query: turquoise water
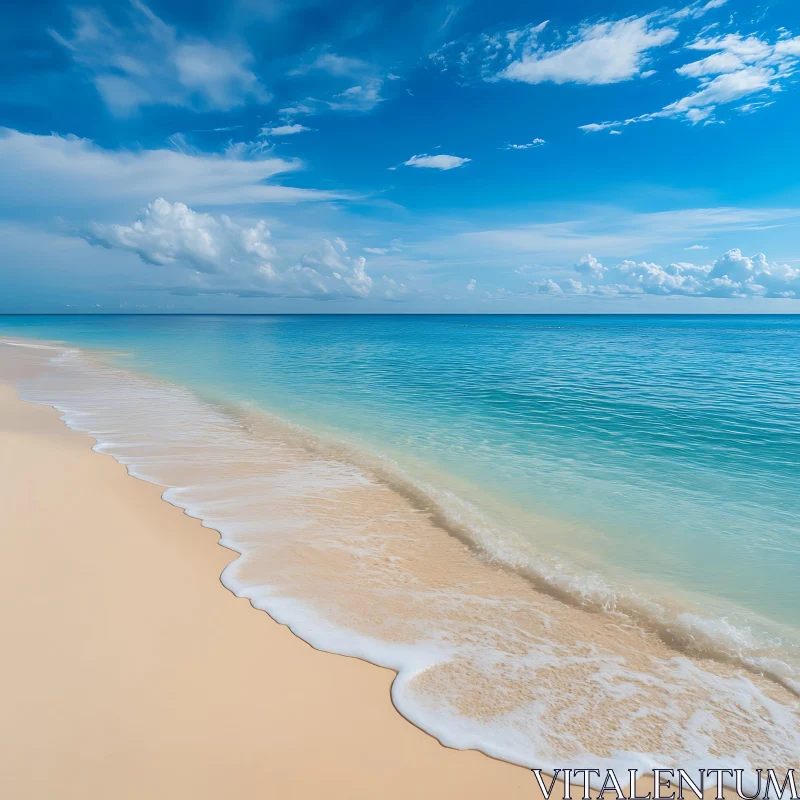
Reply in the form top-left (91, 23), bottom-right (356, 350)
top-left (3, 314), bottom-right (798, 629)
top-left (2, 314), bottom-right (799, 775)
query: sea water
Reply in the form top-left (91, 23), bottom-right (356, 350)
top-left (1, 314), bottom-right (798, 781)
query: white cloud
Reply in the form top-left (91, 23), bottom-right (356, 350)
top-left (531, 278), bottom-right (564, 295)
top-left (776, 36), bottom-right (800, 57)
top-left (535, 249), bottom-right (800, 298)
top-left (669, 0), bottom-right (729, 21)
top-left (575, 253), bottom-right (606, 278)
top-left (501, 16), bottom-right (678, 85)
top-left (327, 79), bottom-right (384, 111)
top-left (296, 238), bottom-right (373, 298)
top-left (82, 199), bottom-right (375, 300)
top-left (403, 154), bottom-right (471, 170)
top-left (84, 197), bottom-right (274, 273)
top-left (364, 247), bottom-right (388, 255)
top-left (737, 100), bottom-right (776, 114)
top-left (688, 33), bottom-right (774, 62)
top-left (278, 103), bottom-right (316, 117)
top-left (466, 278), bottom-right (476, 292)
top-left (260, 123), bottom-right (311, 136)
top-left (675, 50), bottom-right (748, 78)
top-left (663, 66), bottom-right (775, 119)
top-left (505, 138), bottom-right (546, 150)
top-left (579, 122), bottom-right (616, 132)
top-left (437, 4), bottom-right (790, 131)
top-left (290, 52), bottom-right (370, 78)
top-left (685, 244), bottom-right (709, 250)
top-left (50, 1), bottom-right (269, 116)
top-left (0, 128), bottom-right (341, 215)
top-left (581, 31), bottom-right (800, 130)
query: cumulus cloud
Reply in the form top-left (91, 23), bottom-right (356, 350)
top-left (581, 30), bottom-right (800, 130)
top-left (466, 278), bottom-right (477, 292)
top-left (704, 249), bottom-right (800, 297)
top-left (575, 253), bottom-right (606, 278)
top-left (403, 154), bottom-right (471, 170)
top-left (0, 128), bottom-right (341, 215)
top-left (501, 16), bottom-right (677, 85)
top-left (83, 198), bottom-right (273, 273)
top-left (505, 138), bottom-right (546, 150)
top-left (534, 249), bottom-right (800, 298)
top-left (260, 123), bottom-right (311, 136)
top-left (531, 278), bottom-right (565, 295)
top-left (686, 244), bottom-right (708, 250)
top-left (50, 1), bottom-right (269, 116)
top-left (82, 198), bottom-right (375, 300)
top-left (295, 238), bottom-right (373, 298)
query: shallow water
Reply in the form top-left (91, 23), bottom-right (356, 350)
top-left (2, 314), bottom-right (799, 781)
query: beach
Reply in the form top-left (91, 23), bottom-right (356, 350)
top-left (1, 322), bottom-right (798, 796)
top-left (0, 343), bottom-right (532, 798)
top-left (5, 0), bottom-right (800, 788)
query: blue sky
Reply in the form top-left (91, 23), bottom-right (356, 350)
top-left (2, 0), bottom-right (800, 312)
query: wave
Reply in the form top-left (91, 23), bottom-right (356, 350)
top-left (8, 338), bottom-right (800, 789)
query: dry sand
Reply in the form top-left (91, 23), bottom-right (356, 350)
top-left (0, 344), bottom-right (536, 798)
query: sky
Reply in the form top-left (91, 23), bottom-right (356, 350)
top-left (2, 0), bottom-right (800, 313)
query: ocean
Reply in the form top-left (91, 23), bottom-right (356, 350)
top-left (2, 314), bottom-right (798, 782)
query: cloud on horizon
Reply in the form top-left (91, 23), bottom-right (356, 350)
top-left (531, 248), bottom-right (800, 298)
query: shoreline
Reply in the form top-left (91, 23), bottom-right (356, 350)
top-left (1, 338), bottom-right (797, 796)
top-left (0, 343), bottom-right (534, 798)
top-left (4, 334), bottom-right (798, 691)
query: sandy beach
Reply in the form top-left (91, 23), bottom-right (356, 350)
top-left (0, 343), bottom-right (533, 799)
top-left (4, 0), bottom-right (800, 788)
top-left (1, 339), bottom-right (795, 800)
